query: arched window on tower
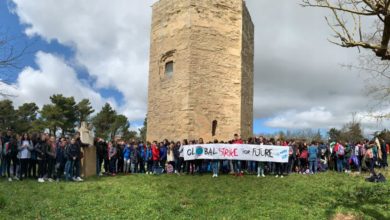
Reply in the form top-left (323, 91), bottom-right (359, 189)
top-left (212, 120), bottom-right (218, 136)
top-left (165, 61), bottom-right (174, 77)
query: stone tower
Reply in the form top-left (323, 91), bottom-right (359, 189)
top-left (147, 0), bottom-right (254, 142)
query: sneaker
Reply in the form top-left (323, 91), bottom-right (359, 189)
top-left (8, 178), bottom-right (12, 182)
top-left (38, 178), bottom-right (45, 183)
top-left (72, 177), bottom-right (78, 181)
top-left (13, 176), bottom-right (20, 181)
top-left (212, 174), bottom-right (216, 178)
top-left (281, 175), bottom-right (284, 178)
top-left (48, 178), bottom-right (54, 182)
top-left (257, 174), bottom-right (260, 178)
top-left (275, 175), bottom-right (279, 178)
top-left (262, 174), bottom-right (265, 177)
top-left (215, 174), bottom-right (218, 178)
top-left (77, 177), bottom-right (84, 182)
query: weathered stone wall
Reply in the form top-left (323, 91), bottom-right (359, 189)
top-left (147, 0), bottom-right (254, 142)
top-left (240, 2), bottom-right (254, 140)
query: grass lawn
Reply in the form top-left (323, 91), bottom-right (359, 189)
top-left (0, 170), bottom-right (389, 220)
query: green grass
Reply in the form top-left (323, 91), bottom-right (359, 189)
top-left (0, 171), bottom-right (389, 220)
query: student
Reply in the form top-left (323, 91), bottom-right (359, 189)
top-left (130, 142), bottom-right (139, 173)
top-left (5, 135), bottom-right (18, 181)
top-left (139, 142), bottom-right (146, 173)
top-left (145, 142), bottom-right (153, 174)
top-left (123, 142), bottom-right (131, 174)
top-left (167, 142), bottom-right (175, 174)
top-left (108, 142), bottom-right (117, 176)
top-left (95, 138), bottom-right (106, 176)
top-left (212, 139), bottom-right (219, 178)
top-left (18, 133), bottom-right (33, 180)
top-left (334, 142), bottom-right (345, 173)
top-left (151, 141), bottom-right (160, 173)
top-left (46, 136), bottom-right (57, 182)
top-left (174, 141), bottom-right (182, 174)
top-left (159, 141), bottom-right (167, 171)
top-left (257, 137), bottom-right (265, 177)
top-left (365, 141), bottom-right (376, 176)
top-left (344, 142), bottom-right (352, 173)
top-left (55, 137), bottom-right (67, 181)
top-left (116, 141), bottom-right (124, 174)
top-left (308, 141), bottom-right (318, 174)
top-left (103, 141), bottom-right (110, 175)
top-left (35, 134), bottom-right (48, 183)
top-left (299, 144), bottom-right (308, 174)
top-left (274, 140), bottom-right (284, 178)
top-left (233, 134), bottom-right (243, 177)
top-left (183, 139), bottom-right (195, 175)
top-left (65, 138), bottom-right (83, 181)
top-left (28, 133), bottom-right (39, 179)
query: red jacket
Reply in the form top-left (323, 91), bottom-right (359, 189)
top-left (234, 139), bottom-right (243, 144)
top-left (152, 144), bottom-right (160, 161)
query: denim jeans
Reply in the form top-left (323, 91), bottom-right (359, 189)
top-left (123, 159), bottom-right (130, 173)
top-left (248, 161), bottom-right (256, 173)
top-left (309, 159), bottom-right (317, 174)
top-left (65, 160), bottom-right (74, 180)
top-left (110, 158), bottom-right (117, 174)
top-left (212, 160), bottom-right (219, 175)
top-left (131, 162), bottom-right (138, 173)
top-left (257, 162), bottom-right (264, 176)
top-left (234, 161), bottom-right (241, 174)
top-left (336, 158), bottom-right (344, 172)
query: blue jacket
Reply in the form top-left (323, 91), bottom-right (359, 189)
top-left (159, 146), bottom-right (167, 161)
top-left (123, 145), bottom-right (131, 160)
top-left (308, 145), bottom-right (318, 161)
top-left (139, 144), bottom-right (145, 159)
top-left (145, 148), bottom-right (152, 161)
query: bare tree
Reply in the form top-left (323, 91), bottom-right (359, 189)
top-left (0, 30), bottom-right (31, 97)
top-left (301, 1), bottom-right (390, 119)
top-left (301, 0), bottom-right (390, 60)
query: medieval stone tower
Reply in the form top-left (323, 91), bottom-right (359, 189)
top-left (147, 0), bottom-right (254, 142)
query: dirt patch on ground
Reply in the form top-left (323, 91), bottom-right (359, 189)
top-left (331, 213), bottom-right (361, 220)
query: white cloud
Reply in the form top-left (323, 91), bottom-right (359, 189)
top-left (1, 51), bottom-right (114, 110)
top-left (11, 0), bottom-right (156, 120)
top-left (265, 107), bottom-right (336, 129)
top-left (265, 106), bottom-right (390, 136)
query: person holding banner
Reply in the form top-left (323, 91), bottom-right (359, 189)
top-left (233, 134), bottom-right (243, 177)
top-left (274, 140), bottom-right (284, 178)
top-left (212, 139), bottom-right (219, 178)
top-left (195, 138), bottom-right (205, 175)
top-left (257, 137), bottom-right (265, 178)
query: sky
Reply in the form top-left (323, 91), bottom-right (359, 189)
top-left (0, 0), bottom-right (389, 136)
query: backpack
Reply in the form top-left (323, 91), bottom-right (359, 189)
top-left (365, 173), bottom-right (386, 183)
top-left (337, 145), bottom-right (345, 156)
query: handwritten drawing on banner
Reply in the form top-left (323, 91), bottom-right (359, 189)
top-left (183, 144), bottom-right (289, 163)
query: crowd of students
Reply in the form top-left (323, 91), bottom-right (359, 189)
top-left (1, 130), bottom-right (389, 182)
top-left (0, 130), bottom-right (85, 182)
top-left (94, 134), bottom-right (389, 178)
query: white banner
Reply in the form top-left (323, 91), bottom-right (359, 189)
top-left (183, 144), bottom-right (289, 163)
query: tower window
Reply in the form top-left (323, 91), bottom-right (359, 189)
top-left (212, 120), bottom-right (218, 136)
top-left (165, 61), bottom-right (174, 77)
